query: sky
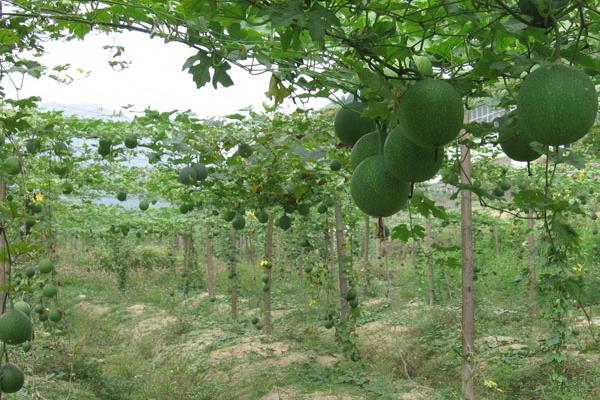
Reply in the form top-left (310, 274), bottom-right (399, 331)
top-left (5, 31), bottom-right (329, 119)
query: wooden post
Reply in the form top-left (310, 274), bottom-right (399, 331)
top-left (0, 176), bottom-right (6, 313)
top-left (377, 218), bottom-right (392, 297)
top-left (411, 239), bottom-right (417, 272)
top-left (182, 234), bottom-right (191, 294)
top-left (362, 216), bottom-right (370, 288)
top-left (230, 228), bottom-right (238, 320)
top-left (206, 225), bottom-right (215, 300)
top-left (426, 218), bottom-right (435, 306)
top-left (263, 214), bottom-right (274, 334)
top-left (527, 208), bottom-right (539, 315)
top-left (460, 131), bottom-right (475, 400)
top-left (493, 225), bottom-right (500, 257)
top-left (334, 196), bottom-right (349, 320)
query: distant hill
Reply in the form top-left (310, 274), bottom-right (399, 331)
top-left (39, 102), bottom-right (129, 121)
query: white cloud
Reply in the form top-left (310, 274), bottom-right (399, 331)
top-left (5, 31), bottom-right (329, 117)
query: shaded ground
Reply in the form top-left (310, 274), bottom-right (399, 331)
top-left (15, 266), bottom-right (600, 400)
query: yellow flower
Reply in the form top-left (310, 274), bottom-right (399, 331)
top-left (575, 170), bottom-right (585, 181)
top-left (308, 299), bottom-right (317, 307)
top-left (484, 380), bottom-right (503, 392)
top-left (260, 259), bottom-right (268, 267)
top-left (571, 264), bottom-right (584, 274)
top-left (33, 192), bottom-right (44, 203)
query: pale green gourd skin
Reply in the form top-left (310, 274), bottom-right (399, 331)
top-left (0, 310), bottom-right (33, 345)
top-left (232, 215), bottom-right (246, 230)
top-left (276, 214), bottom-right (292, 230)
top-left (334, 102), bottom-right (377, 146)
top-left (383, 124), bottom-right (444, 183)
top-left (351, 131), bottom-right (385, 170)
top-left (0, 363), bottom-right (25, 393)
top-left (350, 155), bottom-right (409, 217)
top-left (398, 79), bottom-right (464, 148)
top-left (518, 64), bottom-right (598, 146)
top-left (498, 111), bottom-right (542, 162)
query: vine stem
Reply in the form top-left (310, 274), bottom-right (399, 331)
top-left (0, 216), bottom-right (13, 314)
top-left (553, 22), bottom-right (561, 62)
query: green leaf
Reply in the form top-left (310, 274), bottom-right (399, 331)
top-left (184, 51), bottom-right (212, 88)
top-left (69, 22), bottom-right (91, 39)
top-left (392, 224), bottom-right (410, 242)
top-left (0, 29), bottom-right (20, 46)
top-left (212, 62), bottom-right (234, 89)
top-left (306, 3), bottom-right (340, 47)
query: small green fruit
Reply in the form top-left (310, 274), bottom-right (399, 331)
top-left (98, 138), bottom-right (112, 156)
top-left (238, 143), bottom-right (253, 158)
top-left (297, 204), bottom-right (310, 216)
top-left (48, 310), bottom-right (62, 322)
top-left (179, 203), bottom-right (193, 214)
top-left (283, 202), bottom-right (296, 214)
top-left (223, 210), bottom-right (236, 222)
top-left (13, 301), bottom-right (31, 316)
top-left (53, 164), bottom-right (69, 177)
top-left (38, 258), bottom-right (53, 274)
top-left (0, 363), bottom-right (24, 393)
top-left (42, 284), bottom-right (58, 298)
top-left (54, 142), bottom-right (68, 156)
top-left (276, 215), bottom-right (292, 231)
top-left (62, 182), bottom-right (74, 195)
top-left (25, 217), bottom-right (36, 229)
top-left (330, 160), bottom-right (342, 171)
top-left (3, 156), bottom-right (20, 175)
top-left (25, 138), bottom-right (41, 154)
top-left (193, 163), bottom-right (208, 181)
top-left (255, 209), bottom-right (269, 223)
top-left (179, 166), bottom-right (197, 185)
top-left (334, 102), bottom-right (376, 146)
top-left (139, 200), bottom-right (149, 211)
top-left (232, 215), bottom-right (246, 230)
top-left (124, 135), bottom-right (138, 149)
top-left (0, 310), bottom-right (33, 344)
top-left (346, 288), bottom-right (357, 301)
